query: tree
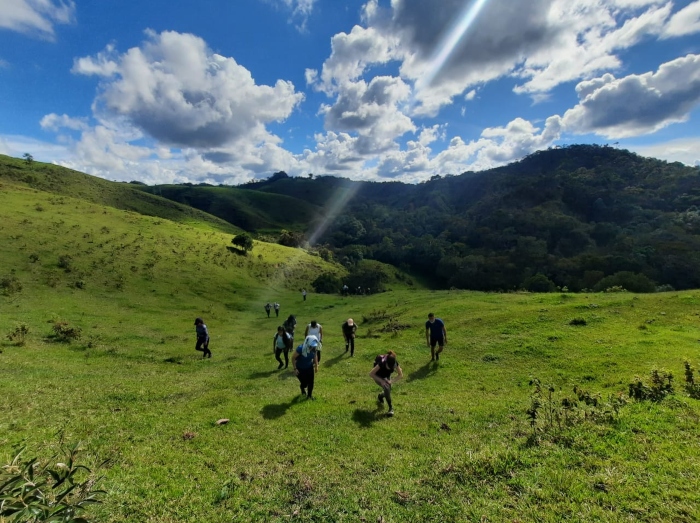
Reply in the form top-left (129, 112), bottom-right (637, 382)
top-left (231, 233), bottom-right (254, 253)
top-left (22, 153), bottom-right (33, 165)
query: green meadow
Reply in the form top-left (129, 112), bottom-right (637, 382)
top-left (2, 175), bottom-right (700, 522)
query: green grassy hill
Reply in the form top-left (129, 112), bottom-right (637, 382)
top-left (2, 177), bottom-right (700, 521)
top-left (138, 184), bottom-right (321, 232)
top-left (0, 154), bottom-right (239, 233)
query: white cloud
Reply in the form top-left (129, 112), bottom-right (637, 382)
top-left (0, 0), bottom-right (75, 39)
top-left (662, 0), bottom-right (700, 38)
top-left (562, 54), bottom-right (700, 138)
top-left (263, 0), bottom-right (318, 31)
top-left (40, 113), bottom-right (89, 131)
top-left (628, 136), bottom-right (700, 166)
top-left (72, 30), bottom-right (304, 149)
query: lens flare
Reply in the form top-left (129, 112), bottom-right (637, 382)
top-left (414, 0), bottom-right (491, 96)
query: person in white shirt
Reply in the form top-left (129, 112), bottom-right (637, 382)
top-left (304, 320), bottom-right (323, 361)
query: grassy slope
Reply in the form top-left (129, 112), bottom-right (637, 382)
top-left (138, 185), bottom-right (322, 233)
top-left (0, 154), bottom-right (239, 233)
top-left (1, 184), bottom-right (700, 521)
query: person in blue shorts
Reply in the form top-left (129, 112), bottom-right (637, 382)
top-left (292, 335), bottom-right (319, 400)
top-left (425, 312), bottom-right (447, 361)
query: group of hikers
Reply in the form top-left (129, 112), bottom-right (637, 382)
top-left (193, 310), bottom-right (447, 417)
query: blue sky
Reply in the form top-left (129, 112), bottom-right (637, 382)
top-left (1, 0), bottom-right (699, 184)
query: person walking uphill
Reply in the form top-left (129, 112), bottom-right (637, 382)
top-left (302, 289), bottom-right (307, 301)
top-left (425, 313), bottom-right (447, 361)
top-left (273, 326), bottom-right (291, 369)
top-left (370, 350), bottom-right (403, 417)
top-left (342, 318), bottom-right (357, 356)
top-left (293, 335), bottom-right (319, 400)
top-left (194, 317), bottom-right (211, 359)
top-left (274, 302), bottom-right (280, 317)
top-left (264, 302), bottom-right (272, 318)
top-left (304, 320), bottom-right (323, 362)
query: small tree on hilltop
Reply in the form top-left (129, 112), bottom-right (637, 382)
top-left (231, 233), bottom-right (254, 253)
top-left (23, 153), bottom-right (34, 165)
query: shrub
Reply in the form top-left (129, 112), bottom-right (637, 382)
top-left (7, 322), bottom-right (30, 346)
top-left (0, 275), bottom-right (22, 295)
top-left (593, 271), bottom-right (656, 293)
top-left (523, 273), bottom-right (556, 293)
top-left (628, 369), bottom-right (673, 402)
top-left (569, 318), bottom-right (587, 326)
top-left (683, 361), bottom-right (700, 399)
top-left (312, 272), bottom-right (342, 294)
top-left (29, 253), bottom-right (40, 263)
top-left (58, 255), bottom-right (73, 272)
top-left (0, 443), bottom-right (105, 522)
top-left (52, 321), bottom-right (82, 342)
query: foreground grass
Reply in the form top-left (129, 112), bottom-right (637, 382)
top-left (2, 186), bottom-right (700, 521)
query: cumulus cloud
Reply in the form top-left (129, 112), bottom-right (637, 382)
top-left (628, 137), bottom-right (700, 166)
top-left (0, 0), bottom-right (75, 39)
top-left (562, 54), bottom-right (700, 138)
top-left (40, 113), bottom-right (89, 132)
top-left (72, 30), bottom-right (304, 149)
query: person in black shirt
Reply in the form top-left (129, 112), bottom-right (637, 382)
top-left (342, 318), bottom-right (357, 356)
top-left (425, 312), bottom-right (447, 361)
top-left (369, 350), bottom-right (403, 417)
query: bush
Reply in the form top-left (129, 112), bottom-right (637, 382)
top-left (0, 275), bottom-right (22, 295)
top-left (0, 443), bottom-right (105, 522)
top-left (7, 322), bottom-right (30, 346)
top-left (629, 369), bottom-right (673, 402)
top-left (569, 318), bottom-right (587, 326)
top-left (58, 254), bottom-right (73, 272)
top-left (593, 271), bottom-right (656, 293)
top-left (312, 272), bottom-right (342, 294)
top-left (523, 273), bottom-right (556, 293)
top-left (52, 321), bottom-right (82, 342)
top-left (278, 230), bottom-right (304, 248)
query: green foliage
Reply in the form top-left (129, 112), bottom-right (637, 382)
top-left (628, 369), bottom-right (674, 402)
top-left (312, 272), bottom-right (342, 294)
top-left (7, 322), bottom-right (30, 346)
top-left (22, 152), bottom-right (33, 165)
top-left (683, 361), bottom-right (700, 399)
top-left (0, 274), bottom-right (22, 295)
top-left (0, 443), bottom-right (105, 522)
top-left (593, 271), bottom-right (656, 293)
top-left (568, 317), bottom-right (587, 326)
top-left (277, 229), bottom-right (304, 248)
top-left (52, 321), bottom-right (82, 342)
top-left (523, 273), bottom-right (556, 292)
top-left (231, 233), bottom-right (254, 253)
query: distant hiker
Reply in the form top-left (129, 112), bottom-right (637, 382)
top-left (194, 317), bottom-right (211, 359)
top-left (304, 320), bottom-right (323, 362)
top-left (425, 313), bottom-right (447, 361)
top-left (342, 318), bottom-right (357, 356)
top-left (283, 314), bottom-right (297, 343)
top-left (264, 302), bottom-right (272, 318)
top-left (370, 351), bottom-right (403, 417)
top-left (274, 302), bottom-right (280, 317)
top-left (273, 326), bottom-right (292, 369)
top-left (302, 289), bottom-right (307, 301)
top-left (342, 284), bottom-right (349, 296)
top-left (293, 335), bottom-right (319, 400)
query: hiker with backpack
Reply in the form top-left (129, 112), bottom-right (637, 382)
top-left (264, 302), bottom-right (272, 318)
top-left (292, 335), bottom-right (320, 400)
top-left (370, 351), bottom-right (402, 417)
top-left (273, 326), bottom-right (292, 369)
top-left (274, 302), bottom-right (280, 317)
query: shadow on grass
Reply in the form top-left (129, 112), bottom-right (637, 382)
top-left (407, 361), bottom-right (438, 382)
top-left (352, 407), bottom-right (384, 428)
top-left (226, 246), bottom-right (247, 256)
top-left (261, 396), bottom-right (304, 420)
top-left (323, 351), bottom-right (347, 368)
top-left (248, 369), bottom-right (280, 379)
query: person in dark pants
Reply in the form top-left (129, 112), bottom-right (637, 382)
top-left (274, 302), bottom-right (280, 317)
top-left (302, 289), bottom-right (307, 301)
top-left (194, 317), bottom-right (211, 358)
top-left (292, 335), bottom-right (319, 400)
top-left (370, 351), bottom-right (403, 417)
top-left (342, 318), bottom-right (357, 356)
top-left (273, 326), bottom-right (291, 369)
top-left (264, 302), bottom-right (272, 318)
top-left (425, 312), bottom-right (447, 361)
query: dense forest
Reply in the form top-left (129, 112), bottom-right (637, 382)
top-left (141, 145), bottom-right (700, 292)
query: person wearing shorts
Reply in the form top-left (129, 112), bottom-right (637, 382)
top-left (370, 351), bottom-right (403, 417)
top-left (425, 313), bottom-right (447, 361)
